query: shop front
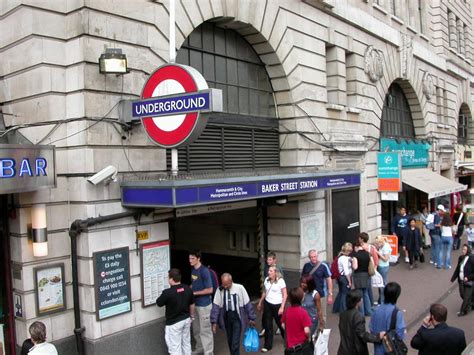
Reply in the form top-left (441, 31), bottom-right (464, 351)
top-left (0, 144), bottom-right (55, 354)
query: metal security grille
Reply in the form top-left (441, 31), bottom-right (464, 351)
top-left (381, 83), bottom-right (415, 139)
top-left (169, 21), bottom-right (279, 172)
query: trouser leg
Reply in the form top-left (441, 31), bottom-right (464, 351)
top-left (263, 301), bottom-right (274, 349)
top-left (461, 285), bottom-right (473, 314)
top-left (194, 305), bottom-right (214, 354)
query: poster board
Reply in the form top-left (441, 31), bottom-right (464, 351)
top-left (300, 213), bottom-right (326, 257)
top-left (383, 235), bottom-right (399, 263)
top-left (34, 263), bottom-right (66, 316)
top-left (140, 240), bottom-right (170, 307)
top-left (93, 247), bottom-right (132, 320)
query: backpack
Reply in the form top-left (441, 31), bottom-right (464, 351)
top-left (207, 266), bottom-right (220, 297)
top-left (330, 255), bottom-right (341, 280)
top-left (382, 307), bottom-right (408, 355)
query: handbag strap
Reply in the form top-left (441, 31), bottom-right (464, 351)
top-left (389, 307), bottom-right (398, 331)
top-left (309, 262), bottom-right (322, 276)
top-left (456, 213), bottom-right (463, 227)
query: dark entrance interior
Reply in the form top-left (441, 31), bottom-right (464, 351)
top-left (0, 195), bottom-right (14, 355)
top-left (169, 207), bottom-right (261, 297)
top-left (331, 189), bottom-right (360, 257)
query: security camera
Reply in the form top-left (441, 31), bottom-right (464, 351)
top-left (87, 165), bottom-right (118, 185)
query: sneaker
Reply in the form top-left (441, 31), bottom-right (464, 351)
top-left (457, 311), bottom-right (466, 317)
top-left (429, 260), bottom-right (434, 264)
top-left (405, 256), bottom-right (409, 263)
top-left (261, 348), bottom-right (269, 353)
top-left (448, 265), bottom-right (452, 269)
top-left (275, 328), bottom-right (281, 335)
top-left (259, 329), bottom-right (265, 337)
top-left (414, 262), bottom-right (418, 268)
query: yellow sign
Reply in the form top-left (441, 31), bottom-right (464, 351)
top-left (136, 231), bottom-right (149, 241)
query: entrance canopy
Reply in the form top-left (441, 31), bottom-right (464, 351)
top-left (401, 168), bottom-right (467, 199)
top-left (121, 169), bottom-right (360, 208)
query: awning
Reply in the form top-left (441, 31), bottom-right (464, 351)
top-left (401, 168), bottom-right (467, 199)
top-left (121, 168), bottom-right (361, 208)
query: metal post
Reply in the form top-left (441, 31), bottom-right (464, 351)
top-left (169, 0), bottom-right (178, 176)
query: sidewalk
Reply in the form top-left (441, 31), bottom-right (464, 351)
top-left (212, 249), bottom-right (473, 354)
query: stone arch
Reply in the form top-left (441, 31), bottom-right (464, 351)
top-left (379, 78), bottom-right (425, 139)
top-left (458, 102), bottom-right (473, 145)
top-left (174, 8), bottom-right (291, 115)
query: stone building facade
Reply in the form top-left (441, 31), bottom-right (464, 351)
top-left (0, 0), bottom-right (472, 354)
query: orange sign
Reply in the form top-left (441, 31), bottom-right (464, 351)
top-left (381, 235), bottom-right (399, 263)
top-left (378, 178), bottom-right (402, 191)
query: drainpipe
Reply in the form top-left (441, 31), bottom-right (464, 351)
top-left (69, 209), bottom-right (151, 355)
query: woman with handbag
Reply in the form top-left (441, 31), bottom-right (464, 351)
top-left (452, 207), bottom-right (465, 251)
top-left (403, 218), bottom-right (423, 270)
top-left (450, 244), bottom-right (474, 316)
top-left (257, 265), bottom-right (286, 352)
top-left (352, 242), bottom-right (373, 317)
top-left (281, 287), bottom-right (313, 355)
top-left (333, 242), bottom-right (353, 313)
top-left (375, 236), bottom-right (391, 304)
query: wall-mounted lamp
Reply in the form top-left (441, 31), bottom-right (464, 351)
top-left (98, 48), bottom-right (128, 74)
top-left (31, 204), bottom-right (48, 257)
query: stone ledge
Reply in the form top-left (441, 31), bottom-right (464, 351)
top-left (391, 15), bottom-right (404, 25)
top-left (373, 4), bottom-right (388, 16)
top-left (419, 33), bottom-right (430, 43)
top-left (407, 25), bottom-right (418, 35)
top-left (326, 103), bottom-right (345, 111)
top-left (346, 106), bottom-right (361, 114)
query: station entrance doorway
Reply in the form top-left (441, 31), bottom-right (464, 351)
top-left (169, 203), bottom-right (262, 297)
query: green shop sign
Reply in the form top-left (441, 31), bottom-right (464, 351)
top-left (380, 138), bottom-right (430, 168)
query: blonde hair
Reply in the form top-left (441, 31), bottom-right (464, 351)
top-left (375, 236), bottom-right (387, 244)
top-left (267, 265), bottom-right (282, 283)
top-left (341, 242), bottom-right (353, 254)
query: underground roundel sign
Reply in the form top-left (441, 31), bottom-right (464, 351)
top-left (132, 64), bottom-right (222, 148)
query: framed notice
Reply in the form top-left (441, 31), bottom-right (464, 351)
top-left (140, 240), bottom-right (170, 307)
top-left (34, 263), bottom-right (66, 316)
top-left (93, 247), bottom-right (132, 321)
top-left (300, 213), bottom-right (326, 257)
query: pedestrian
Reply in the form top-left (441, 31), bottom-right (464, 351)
top-left (369, 282), bottom-right (406, 355)
top-left (450, 244), bottom-right (474, 316)
top-left (374, 236), bottom-right (391, 304)
top-left (27, 321), bottom-right (58, 355)
top-left (189, 250), bottom-right (214, 355)
top-left (337, 289), bottom-right (385, 355)
top-left (156, 268), bottom-right (195, 355)
top-left (452, 207), bottom-right (465, 250)
top-left (257, 265), bottom-right (286, 353)
top-left (260, 251), bottom-right (284, 337)
top-left (332, 242), bottom-right (353, 313)
top-left (391, 206), bottom-right (409, 263)
top-left (300, 275), bottom-right (324, 337)
top-left (282, 287), bottom-right (313, 355)
top-left (429, 205), bottom-right (444, 268)
top-left (420, 205), bottom-right (431, 248)
top-left (466, 222), bottom-right (474, 249)
top-left (403, 218), bottom-right (423, 270)
top-left (358, 233), bottom-right (378, 306)
top-left (352, 242), bottom-right (372, 317)
top-left (210, 273), bottom-right (256, 355)
top-left (21, 338), bottom-right (34, 355)
top-left (301, 249), bottom-right (333, 319)
top-left (440, 214), bottom-right (454, 269)
top-left (410, 303), bottom-right (466, 355)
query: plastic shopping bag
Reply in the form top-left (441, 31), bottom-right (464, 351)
top-left (371, 270), bottom-right (384, 288)
top-left (243, 326), bottom-right (259, 352)
top-left (314, 328), bottom-right (330, 355)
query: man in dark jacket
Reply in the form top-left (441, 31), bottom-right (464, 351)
top-left (210, 273), bottom-right (256, 355)
top-left (410, 303), bottom-right (466, 355)
top-left (391, 207), bottom-right (409, 263)
top-left (156, 268), bottom-right (195, 355)
top-left (338, 289), bottom-right (385, 355)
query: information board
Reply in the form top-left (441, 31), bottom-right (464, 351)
top-left (382, 235), bottom-right (399, 263)
top-left (93, 247), bottom-right (132, 320)
top-left (140, 240), bottom-right (170, 307)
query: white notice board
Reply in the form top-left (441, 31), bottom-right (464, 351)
top-left (140, 240), bottom-right (170, 307)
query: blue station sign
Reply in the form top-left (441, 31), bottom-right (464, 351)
top-left (380, 138), bottom-right (430, 168)
top-left (121, 173), bottom-right (361, 208)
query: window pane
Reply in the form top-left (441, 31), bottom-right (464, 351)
top-left (239, 87), bottom-right (249, 115)
top-left (227, 86), bottom-right (239, 113)
top-left (189, 25), bottom-right (202, 48)
top-left (202, 22), bottom-right (214, 52)
top-left (190, 50), bottom-right (202, 73)
top-left (176, 48), bottom-right (189, 65)
top-left (238, 61), bottom-right (249, 87)
top-left (226, 30), bottom-right (237, 58)
top-left (227, 58), bottom-right (238, 85)
top-left (214, 27), bottom-right (226, 55)
top-left (215, 56), bottom-right (226, 83)
top-left (203, 53), bottom-right (215, 81)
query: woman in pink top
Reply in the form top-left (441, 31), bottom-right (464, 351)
top-left (281, 287), bottom-right (313, 355)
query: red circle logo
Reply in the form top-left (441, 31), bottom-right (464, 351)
top-left (140, 64), bottom-right (209, 148)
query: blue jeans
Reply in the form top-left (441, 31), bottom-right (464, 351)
top-left (333, 276), bottom-right (350, 313)
top-left (357, 287), bottom-right (372, 317)
top-left (377, 265), bottom-right (389, 304)
top-left (430, 234), bottom-right (441, 266)
top-left (441, 236), bottom-right (453, 269)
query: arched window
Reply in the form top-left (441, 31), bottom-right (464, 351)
top-left (167, 22), bottom-right (279, 172)
top-left (458, 103), bottom-right (472, 145)
top-left (381, 83), bottom-right (415, 139)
